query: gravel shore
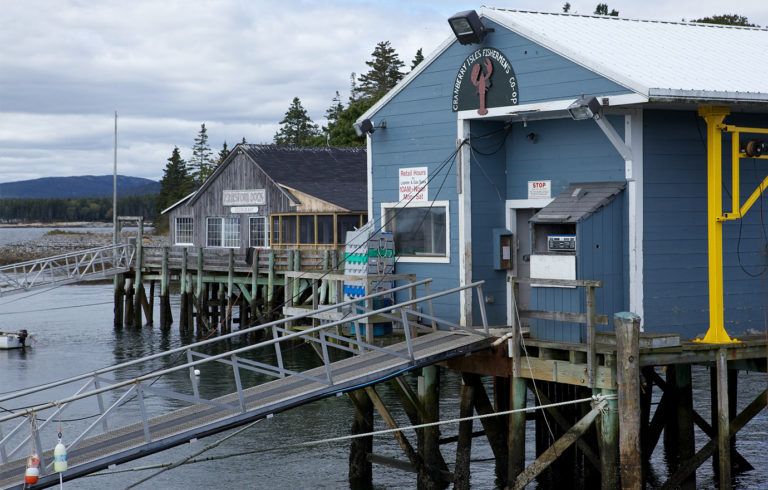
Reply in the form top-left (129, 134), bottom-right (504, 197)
top-left (0, 230), bottom-right (167, 265)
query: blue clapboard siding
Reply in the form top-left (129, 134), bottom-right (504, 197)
top-left (470, 120), bottom-right (509, 326)
top-left (506, 116), bottom-right (626, 199)
top-left (368, 24), bottom-right (632, 323)
top-left (529, 194), bottom-right (626, 342)
top-left (643, 110), bottom-right (768, 338)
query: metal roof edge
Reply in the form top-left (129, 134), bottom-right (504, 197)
top-left (480, 7), bottom-right (651, 98)
top-left (648, 88), bottom-right (768, 103)
top-left (358, 35), bottom-right (457, 123)
top-left (160, 191), bottom-right (196, 215)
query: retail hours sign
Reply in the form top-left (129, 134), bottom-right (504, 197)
top-left (399, 167), bottom-right (428, 202)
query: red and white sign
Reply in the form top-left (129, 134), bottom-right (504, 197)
top-left (223, 189), bottom-right (265, 206)
top-left (527, 180), bottom-right (551, 199)
top-left (399, 167), bottom-right (428, 203)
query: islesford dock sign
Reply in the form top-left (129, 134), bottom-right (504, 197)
top-left (452, 47), bottom-right (518, 114)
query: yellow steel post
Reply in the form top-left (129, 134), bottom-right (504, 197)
top-left (697, 106), bottom-right (737, 343)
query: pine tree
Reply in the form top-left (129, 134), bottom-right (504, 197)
top-left (692, 14), bottom-right (757, 26)
top-left (188, 123), bottom-right (214, 185)
top-left (273, 97), bottom-right (323, 146)
top-left (156, 146), bottom-right (193, 231)
top-left (323, 91), bottom-right (345, 140)
top-left (216, 141), bottom-right (231, 166)
top-left (355, 41), bottom-right (405, 101)
top-left (410, 48), bottom-right (424, 70)
top-left (563, 2), bottom-right (571, 13)
top-left (594, 3), bottom-right (618, 16)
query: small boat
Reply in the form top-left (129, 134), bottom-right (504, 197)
top-left (0, 330), bottom-right (29, 349)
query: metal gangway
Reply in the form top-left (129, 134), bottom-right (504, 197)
top-left (0, 279), bottom-right (493, 489)
top-left (0, 244), bottom-right (134, 297)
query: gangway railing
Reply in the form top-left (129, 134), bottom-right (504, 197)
top-left (0, 244), bottom-right (134, 297)
top-left (0, 279), bottom-right (489, 488)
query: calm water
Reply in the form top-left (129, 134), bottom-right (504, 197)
top-left (0, 227), bottom-right (766, 489)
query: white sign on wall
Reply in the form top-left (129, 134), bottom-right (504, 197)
top-left (223, 189), bottom-right (265, 206)
top-left (399, 167), bottom-right (428, 202)
top-left (231, 206), bottom-right (259, 214)
top-left (527, 180), bottom-right (551, 199)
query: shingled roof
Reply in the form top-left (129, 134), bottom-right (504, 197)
top-left (190, 145), bottom-right (367, 212)
top-left (531, 182), bottom-right (626, 223)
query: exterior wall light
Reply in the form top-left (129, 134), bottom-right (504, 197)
top-left (354, 118), bottom-right (386, 136)
top-left (567, 96), bottom-right (602, 120)
top-left (448, 10), bottom-right (494, 45)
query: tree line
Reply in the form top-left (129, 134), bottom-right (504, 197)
top-left (0, 195), bottom-right (156, 223)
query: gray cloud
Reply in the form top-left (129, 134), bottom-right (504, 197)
top-left (1, 0), bottom-right (766, 182)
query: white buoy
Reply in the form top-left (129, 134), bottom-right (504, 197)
top-left (54, 437), bottom-right (68, 473)
top-left (194, 369), bottom-right (201, 376)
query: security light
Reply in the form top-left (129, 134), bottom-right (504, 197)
top-left (567, 97), bottom-right (602, 120)
top-left (353, 118), bottom-right (386, 137)
top-left (448, 10), bottom-right (493, 45)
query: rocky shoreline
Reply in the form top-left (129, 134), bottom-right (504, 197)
top-left (0, 229), bottom-right (167, 265)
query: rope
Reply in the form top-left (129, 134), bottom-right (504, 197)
top-left (86, 394), bottom-right (612, 480)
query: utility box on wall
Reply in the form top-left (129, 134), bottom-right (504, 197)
top-left (527, 182), bottom-right (626, 342)
top-left (492, 228), bottom-right (515, 271)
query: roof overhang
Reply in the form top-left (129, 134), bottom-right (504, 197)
top-left (161, 191), bottom-right (196, 215)
top-left (456, 92), bottom-right (648, 122)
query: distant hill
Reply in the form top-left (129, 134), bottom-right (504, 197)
top-left (0, 175), bottom-right (160, 199)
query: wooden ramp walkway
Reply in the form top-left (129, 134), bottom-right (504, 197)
top-left (0, 331), bottom-right (492, 489)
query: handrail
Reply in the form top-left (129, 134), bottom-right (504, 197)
top-left (508, 277), bottom-right (603, 388)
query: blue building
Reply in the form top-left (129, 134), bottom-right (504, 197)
top-left (358, 8), bottom-right (768, 340)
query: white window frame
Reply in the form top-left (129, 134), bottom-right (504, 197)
top-left (380, 200), bottom-right (450, 263)
top-left (222, 217), bottom-right (241, 248)
top-left (249, 216), bottom-right (269, 248)
top-left (206, 217), bottom-right (240, 248)
top-left (174, 217), bottom-right (194, 245)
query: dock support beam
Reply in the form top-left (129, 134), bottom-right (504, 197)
top-left (715, 348), bottom-right (732, 489)
top-left (418, 365), bottom-right (444, 489)
top-left (507, 376), bottom-right (526, 484)
top-left (113, 273), bottom-right (125, 329)
top-left (348, 390), bottom-right (373, 490)
top-left (615, 312), bottom-right (642, 489)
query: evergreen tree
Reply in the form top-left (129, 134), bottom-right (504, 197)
top-left (692, 14), bottom-right (757, 26)
top-left (327, 98), bottom-right (376, 147)
top-left (188, 123), bottom-right (214, 185)
top-left (323, 91), bottom-right (345, 140)
top-left (594, 3), bottom-right (618, 16)
top-left (563, 2), bottom-right (571, 13)
top-left (273, 97), bottom-right (324, 146)
top-left (410, 48), bottom-right (424, 70)
top-left (355, 41), bottom-right (405, 101)
top-left (216, 141), bottom-right (231, 165)
top-left (156, 146), bottom-right (192, 231)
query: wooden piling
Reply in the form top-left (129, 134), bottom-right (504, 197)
top-left (454, 378), bottom-right (474, 490)
top-left (614, 311), bottom-right (642, 489)
top-left (597, 387), bottom-right (620, 489)
top-left (507, 376), bottom-right (527, 484)
top-left (418, 365), bottom-right (444, 489)
top-left (113, 273), bottom-right (125, 329)
top-left (196, 248), bottom-right (204, 334)
top-left (715, 348), bottom-right (731, 489)
top-left (124, 277), bottom-right (134, 327)
top-left (226, 249), bottom-right (234, 333)
top-left (348, 390), bottom-right (373, 490)
top-left (160, 247), bottom-right (171, 330)
top-left (267, 250), bottom-right (275, 308)
top-left (180, 248), bottom-right (189, 331)
top-left (133, 218), bottom-right (144, 328)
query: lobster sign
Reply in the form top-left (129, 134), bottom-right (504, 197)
top-left (452, 47), bottom-right (518, 114)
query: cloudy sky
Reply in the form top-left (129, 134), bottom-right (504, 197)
top-left (1, 0), bottom-right (767, 184)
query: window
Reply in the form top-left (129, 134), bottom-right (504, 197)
top-left (317, 215), bottom-right (334, 244)
top-left (382, 201), bottom-right (449, 263)
top-left (270, 213), bottom-right (367, 246)
top-left (299, 216), bottom-right (315, 244)
top-left (249, 217), bottom-right (268, 248)
top-left (206, 217), bottom-right (240, 248)
top-left (175, 217), bottom-right (194, 245)
top-left (337, 214), bottom-right (362, 244)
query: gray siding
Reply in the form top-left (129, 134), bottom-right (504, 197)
top-left (168, 151), bottom-right (293, 250)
